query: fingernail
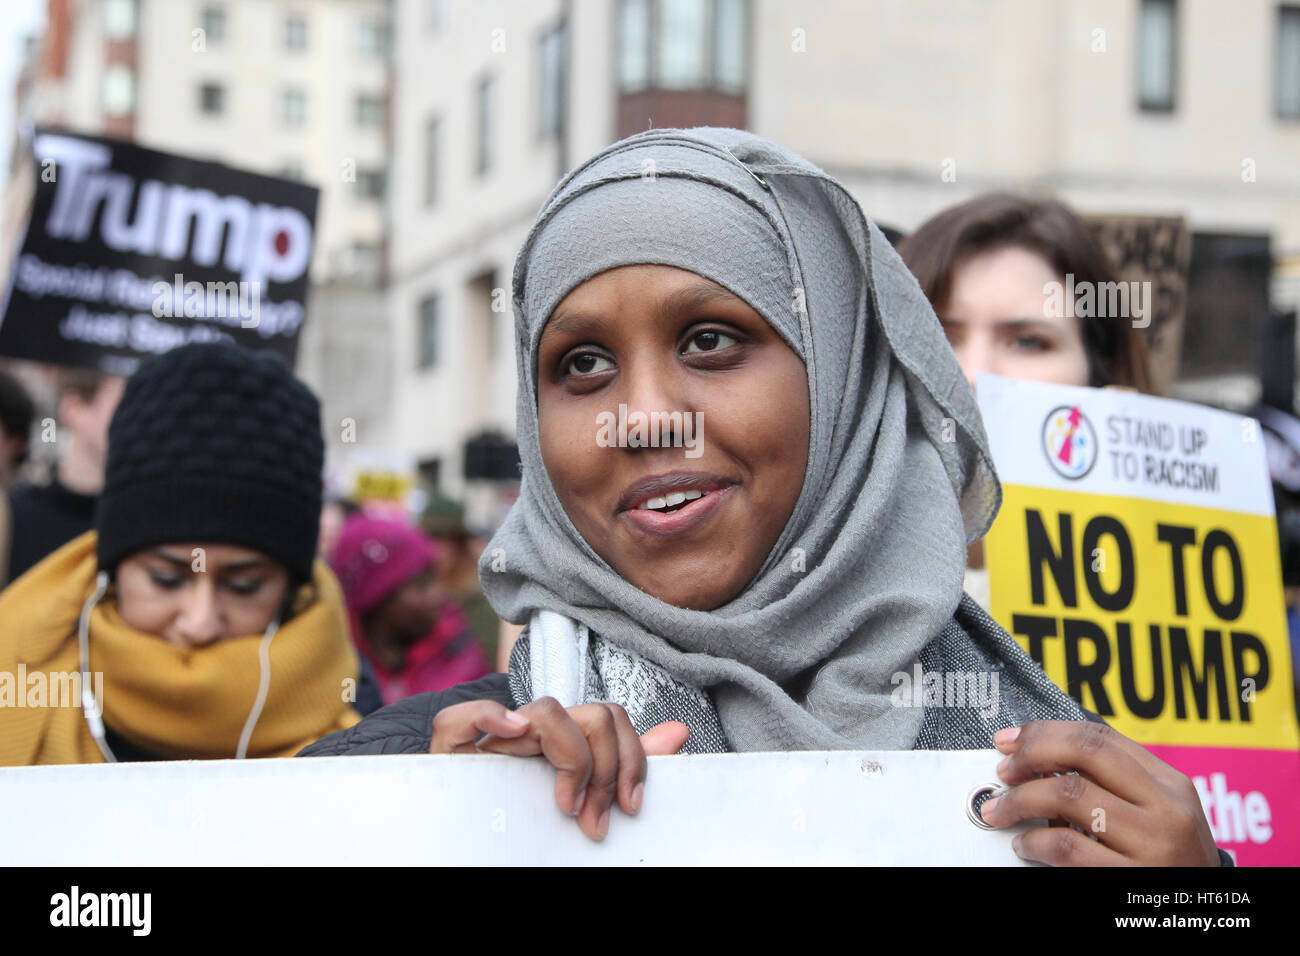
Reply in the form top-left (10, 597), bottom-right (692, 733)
top-left (572, 789), bottom-right (586, 817)
top-left (631, 783), bottom-right (644, 814)
top-left (996, 755), bottom-right (1011, 777)
top-left (597, 810), bottom-right (610, 840)
top-left (1012, 833), bottom-right (1024, 856)
top-left (980, 796), bottom-right (999, 822)
top-left (994, 726), bottom-right (1021, 745)
top-left (503, 710), bottom-right (529, 728)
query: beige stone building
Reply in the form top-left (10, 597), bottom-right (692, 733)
top-left (5, 0), bottom-right (1297, 517)
top-left (386, 0), bottom-right (1300, 519)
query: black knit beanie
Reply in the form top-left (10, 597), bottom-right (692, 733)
top-left (96, 343), bottom-right (324, 584)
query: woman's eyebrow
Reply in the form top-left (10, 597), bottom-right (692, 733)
top-left (545, 310), bottom-right (606, 340)
top-left (999, 318), bottom-right (1060, 331)
top-left (219, 559), bottom-right (272, 574)
top-left (658, 284), bottom-right (747, 321)
top-left (146, 549), bottom-right (192, 568)
top-left (145, 549), bottom-right (270, 573)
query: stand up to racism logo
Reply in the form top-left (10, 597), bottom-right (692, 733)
top-left (1042, 404), bottom-right (1098, 480)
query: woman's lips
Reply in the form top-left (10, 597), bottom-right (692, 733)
top-left (618, 485), bottom-right (735, 538)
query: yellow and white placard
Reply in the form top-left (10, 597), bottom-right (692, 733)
top-left (978, 373), bottom-right (1300, 865)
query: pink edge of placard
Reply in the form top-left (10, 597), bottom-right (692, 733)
top-left (1143, 743), bottom-right (1300, 866)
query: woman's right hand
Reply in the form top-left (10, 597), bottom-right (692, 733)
top-left (428, 697), bottom-right (690, 842)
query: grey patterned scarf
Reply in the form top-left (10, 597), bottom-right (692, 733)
top-left (504, 595), bottom-right (1088, 753)
top-left (483, 127), bottom-right (1041, 752)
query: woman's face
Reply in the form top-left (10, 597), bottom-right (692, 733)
top-left (116, 544), bottom-right (292, 647)
top-left (371, 562), bottom-right (441, 644)
top-left (537, 264), bottom-right (810, 611)
top-left (936, 245), bottom-right (1090, 391)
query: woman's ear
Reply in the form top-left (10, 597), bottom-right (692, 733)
top-left (287, 576), bottom-right (315, 620)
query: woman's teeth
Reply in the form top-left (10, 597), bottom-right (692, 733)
top-left (640, 489), bottom-right (707, 512)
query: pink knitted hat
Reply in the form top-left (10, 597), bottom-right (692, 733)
top-left (329, 512), bottom-right (438, 616)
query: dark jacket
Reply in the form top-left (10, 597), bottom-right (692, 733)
top-left (299, 672), bottom-right (512, 756)
top-left (4, 479), bottom-right (96, 586)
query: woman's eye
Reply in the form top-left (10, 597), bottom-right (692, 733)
top-left (224, 579), bottom-right (266, 597)
top-left (683, 330), bottom-right (738, 354)
top-left (564, 352), bottom-right (613, 376)
top-left (1012, 334), bottom-right (1051, 352)
top-left (148, 573), bottom-right (183, 590)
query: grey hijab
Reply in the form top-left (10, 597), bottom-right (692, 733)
top-left (480, 127), bottom-right (1001, 752)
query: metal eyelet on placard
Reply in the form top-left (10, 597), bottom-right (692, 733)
top-left (966, 783), bottom-right (1009, 830)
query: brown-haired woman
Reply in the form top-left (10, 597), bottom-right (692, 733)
top-left (897, 193), bottom-right (1153, 393)
top-left (898, 193), bottom-right (1155, 608)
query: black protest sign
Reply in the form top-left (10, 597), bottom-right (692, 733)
top-left (0, 130), bottom-right (319, 374)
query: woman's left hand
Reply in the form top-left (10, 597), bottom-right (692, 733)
top-left (978, 720), bottom-right (1221, 866)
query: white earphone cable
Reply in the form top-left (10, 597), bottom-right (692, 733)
top-left (235, 613), bottom-right (280, 759)
top-left (77, 570), bottom-right (114, 762)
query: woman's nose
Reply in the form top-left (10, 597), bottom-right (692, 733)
top-left (619, 362), bottom-right (691, 447)
top-left (172, 581), bottom-right (225, 647)
top-left (956, 340), bottom-right (991, 394)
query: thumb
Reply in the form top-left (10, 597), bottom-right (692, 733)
top-left (640, 720), bottom-right (690, 756)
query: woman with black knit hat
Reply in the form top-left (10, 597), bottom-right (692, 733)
top-left (0, 342), bottom-right (362, 764)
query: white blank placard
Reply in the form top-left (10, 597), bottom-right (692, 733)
top-left (0, 750), bottom-right (1038, 865)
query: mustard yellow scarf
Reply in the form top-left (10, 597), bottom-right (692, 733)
top-left (0, 531), bottom-right (361, 765)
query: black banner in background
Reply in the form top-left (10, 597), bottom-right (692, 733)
top-left (0, 129), bottom-right (319, 375)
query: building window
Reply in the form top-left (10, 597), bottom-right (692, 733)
top-left (539, 20), bottom-right (567, 139)
top-left (201, 4), bottom-right (227, 45)
top-left (282, 87), bottom-right (307, 126)
top-left (619, 0), bottom-right (651, 91)
top-left (355, 93), bottom-right (385, 127)
top-left (475, 75), bottom-right (494, 176)
top-left (355, 169), bottom-right (385, 200)
top-left (617, 0), bottom-right (748, 93)
top-left (199, 82), bottom-right (225, 115)
top-left (358, 18), bottom-right (389, 57)
top-left (1137, 0), bottom-right (1177, 111)
top-left (104, 0), bottom-right (137, 39)
top-left (426, 0), bottom-right (447, 32)
top-left (714, 0), bottom-right (747, 93)
top-left (285, 14), bottom-right (308, 50)
top-left (424, 117), bottom-right (440, 206)
top-left (352, 242), bottom-right (383, 278)
top-left (659, 0), bottom-right (708, 88)
top-left (417, 295), bottom-right (439, 369)
top-left (1279, 6), bottom-right (1300, 119)
top-left (103, 65), bottom-right (135, 116)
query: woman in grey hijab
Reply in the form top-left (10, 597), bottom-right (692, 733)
top-left (302, 128), bottom-right (1225, 866)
